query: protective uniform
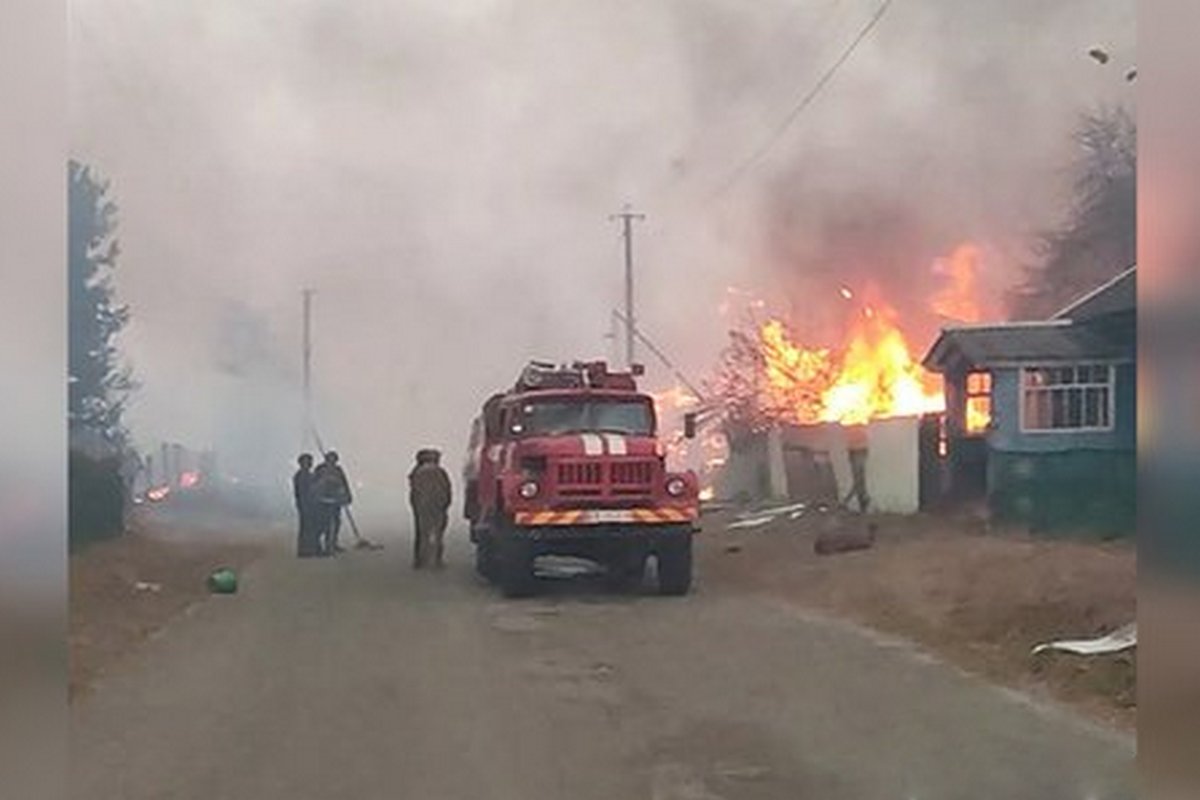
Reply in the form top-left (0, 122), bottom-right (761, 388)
top-left (313, 453), bottom-right (353, 555)
top-left (292, 456), bottom-right (319, 557)
top-left (409, 450), bottom-right (452, 569)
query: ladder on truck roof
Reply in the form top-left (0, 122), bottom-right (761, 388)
top-left (514, 360), bottom-right (643, 393)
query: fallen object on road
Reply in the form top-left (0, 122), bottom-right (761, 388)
top-left (734, 502), bottom-right (806, 521)
top-left (726, 516), bottom-right (773, 531)
top-left (724, 542), bottom-right (743, 554)
top-left (133, 581), bottom-right (162, 594)
top-left (206, 567), bottom-right (238, 595)
top-left (813, 523), bottom-right (876, 555)
top-left (1031, 623), bottom-right (1136, 657)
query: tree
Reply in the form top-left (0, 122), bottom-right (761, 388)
top-left (1009, 107), bottom-right (1136, 318)
top-left (68, 160), bottom-right (134, 453)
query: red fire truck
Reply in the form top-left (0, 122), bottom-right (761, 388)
top-left (463, 360), bottom-right (699, 597)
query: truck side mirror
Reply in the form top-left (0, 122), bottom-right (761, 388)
top-left (683, 412), bottom-right (697, 440)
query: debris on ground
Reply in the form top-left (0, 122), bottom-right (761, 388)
top-left (1032, 622), bottom-right (1136, 656)
top-left (206, 568), bottom-right (239, 594)
top-left (70, 511), bottom-right (268, 699)
top-left (724, 543), bottom-right (744, 554)
top-left (727, 501), bottom-right (809, 530)
top-left (714, 763), bottom-right (771, 782)
top-left (813, 523), bottom-right (877, 556)
top-left (726, 516), bottom-right (773, 531)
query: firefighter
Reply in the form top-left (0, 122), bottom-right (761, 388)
top-left (313, 450), bottom-right (353, 555)
top-left (292, 453), bottom-right (319, 557)
top-left (409, 448), bottom-right (452, 569)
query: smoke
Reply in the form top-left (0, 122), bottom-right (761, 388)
top-left (69, 0), bottom-right (1133, 513)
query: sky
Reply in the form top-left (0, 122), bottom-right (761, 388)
top-left (68, 0), bottom-right (1135, 511)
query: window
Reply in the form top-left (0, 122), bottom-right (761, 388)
top-left (1021, 364), bottom-right (1114, 431)
top-left (965, 371), bottom-right (991, 434)
top-left (518, 399), bottom-right (654, 436)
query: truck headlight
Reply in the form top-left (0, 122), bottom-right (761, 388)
top-left (519, 480), bottom-right (540, 499)
top-left (665, 477), bottom-right (687, 497)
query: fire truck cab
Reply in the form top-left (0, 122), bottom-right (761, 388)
top-left (463, 360), bottom-right (699, 597)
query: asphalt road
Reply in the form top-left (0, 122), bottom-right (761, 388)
top-left (70, 525), bottom-right (1135, 799)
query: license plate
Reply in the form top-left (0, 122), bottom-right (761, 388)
top-left (584, 509), bottom-right (633, 524)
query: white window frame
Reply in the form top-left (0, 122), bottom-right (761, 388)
top-left (1019, 363), bottom-right (1116, 434)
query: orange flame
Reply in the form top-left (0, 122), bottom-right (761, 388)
top-left (931, 243), bottom-right (984, 323)
top-left (964, 371), bottom-right (992, 433)
top-left (759, 301), bottom-right (944, 426)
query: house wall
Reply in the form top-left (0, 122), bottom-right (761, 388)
top-left (986, 362), bottom-right (1135, 535)
top-left (780, 423), bottom-right (844, 505)
top-left (864, 416), bottom-right (921, 513)
top-left (988, 362), bottom-right (1135, 453)
top-left (715, 430), bottom-right (770, 503)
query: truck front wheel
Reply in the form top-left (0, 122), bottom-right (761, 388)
top-left (474, 536), bottom-right (496, 581)
top-left (497, 531), bottom-right (536, 598)
top-left (656, 531), bottom-right (693, 596)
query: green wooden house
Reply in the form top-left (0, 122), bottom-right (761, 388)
top-left (923, 266), bottom-right (1135, 535)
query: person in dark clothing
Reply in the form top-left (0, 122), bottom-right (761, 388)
top-left (842, 425), bottom-right (871, 513)
top-left (409, 449), bottom-right (452, 569)
top-left (292, 453), bottom-right (319, 557)
top-left (312, 450), bottom-right (353, 555)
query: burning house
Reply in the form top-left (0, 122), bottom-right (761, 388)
top-left (922, 266), bottom-right (1136, 534)
top-left (706, 286), bottom-right (949, 513)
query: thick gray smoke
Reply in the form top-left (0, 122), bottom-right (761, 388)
top-left (69, 0), bottom-right (1133, 515)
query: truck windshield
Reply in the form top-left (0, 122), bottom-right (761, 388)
top-left (519, 400), bottom-right (653, 436)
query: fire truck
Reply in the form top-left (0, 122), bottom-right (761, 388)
top-left (463, 360), bottom-right (699, 597)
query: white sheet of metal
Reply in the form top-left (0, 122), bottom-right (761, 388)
top-left (863, 416), bottom-right (921, 513)
top-left (1032, 623), bottom-right (1137, 656)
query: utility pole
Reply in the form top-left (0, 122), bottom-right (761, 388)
top-left (604, 309), bottom-right (621, 364)
top-left (609, 205), bottom-right (645, 370)
top-left (302, 289), bottom-right (314, 450)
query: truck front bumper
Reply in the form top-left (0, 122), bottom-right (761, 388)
top-left (513, 507), bottom-right (696, 527)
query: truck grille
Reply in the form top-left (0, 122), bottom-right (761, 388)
top-left (557, 462), bottom-right (603, 485)
top-left (554, 459), bottom-right (657, 499)
top-left (610, 461), bottom-right (653, 486)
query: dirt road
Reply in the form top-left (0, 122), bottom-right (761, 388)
top-left (70, 523), bottom-right (1134, 799)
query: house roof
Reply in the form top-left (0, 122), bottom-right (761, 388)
top-left (924, 265), bottom-right (1138, 372)
top-left (922, 318), bottom-right (1133, 372)
top-left (1051, 264), bottom-right (1136, 321)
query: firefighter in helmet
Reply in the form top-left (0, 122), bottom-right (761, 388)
top-left (313, 450), bottom-right (353, 555)
top-left (409, 448), bottom-right (452, 569)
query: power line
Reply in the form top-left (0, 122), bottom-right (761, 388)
top-left (710, 0), bottom-right (897, 200)
top-left (611, 310), bottom-right (706, 402)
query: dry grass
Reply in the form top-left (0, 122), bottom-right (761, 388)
top-left (69, 511), bottom-right (268, 700)
top-left (700, 509), bottom-right (1136, 730)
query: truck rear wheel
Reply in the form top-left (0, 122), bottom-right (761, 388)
top-left (656, 532), bottom-right (693, 596)
top-left (497, 533), bottom-right (536, 598)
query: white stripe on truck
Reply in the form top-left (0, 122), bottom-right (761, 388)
top-left (580, 434), bottom-right (604, 455)
top-left (602, 433), bottom-right (628, 455)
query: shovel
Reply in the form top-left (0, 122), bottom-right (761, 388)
top-left (310, 425), bottom-right (384, 552)
top-left (344, 507), bottom-right (383, 550)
